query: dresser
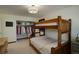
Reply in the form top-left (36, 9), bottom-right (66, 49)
top-left (71, 39), bottom-right (79, 54)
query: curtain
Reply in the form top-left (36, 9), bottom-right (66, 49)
top-left (16, 25), bottom-right (21, 35)
top-left (21, 26), bottom-right (26, 35)
top-left (27, 26), bottom-right (32, 37)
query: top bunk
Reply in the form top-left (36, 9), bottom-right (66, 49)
top-left (33, 16), bottom-right (71, 33)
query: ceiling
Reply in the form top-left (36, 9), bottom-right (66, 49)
top-left (0, 5), bottom-right (72, 18)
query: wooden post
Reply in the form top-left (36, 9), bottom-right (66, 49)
top-left (68, 19), bottom-right (71, 53)
top-left (58, 16), bottom-right (62, 47)
top-left (68, 19), bottom-right (71, 42)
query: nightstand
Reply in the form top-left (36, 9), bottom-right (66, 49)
top-left (71, 39), bottom-right (79, 54)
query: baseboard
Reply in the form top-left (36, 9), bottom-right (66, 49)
top-left (8, 41), bottom-right (16, 44)
top-left (8, 37), bottom-right (28, 44)
top-left (17, 37), bottom-right (28, 40)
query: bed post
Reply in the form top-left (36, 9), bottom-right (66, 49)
top-left (51, 16), bottom-right (62, 54)
top-left (68, 19), bottom-right (71, 53)
top-left (58, 16), bottom-right (62, 47)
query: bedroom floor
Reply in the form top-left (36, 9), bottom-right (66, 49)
top-left (7, 39), bottom-right (37, 54)
top-left (6, 39), bottom-right (75, 54)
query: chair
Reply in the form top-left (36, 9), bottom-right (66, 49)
top-left (0, 37), bottom-right (8, 54)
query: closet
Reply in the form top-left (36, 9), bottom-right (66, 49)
top-left (16, 21), bottom-right (33, 40)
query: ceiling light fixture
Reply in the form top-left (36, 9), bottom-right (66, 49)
top-left (28, 5), bottom-right (38, 14)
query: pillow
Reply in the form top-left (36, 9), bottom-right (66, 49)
top-left (35, 33), bottom-right (40, 37)
top-left (46, 37), bottom-right (57, 43)
top-left (40, 31), bottom-right (44, 35)
top-left (35, 29), bottom-right (39, 32)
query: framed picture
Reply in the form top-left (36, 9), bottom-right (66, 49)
top-left (6, 21), bottom-right (13, 27)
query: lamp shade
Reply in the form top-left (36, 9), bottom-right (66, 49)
top-left (28, 5), bottom-right (38, 14)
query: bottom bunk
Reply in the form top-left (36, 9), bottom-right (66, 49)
top-left (29, 36), bottom-right (71, 54)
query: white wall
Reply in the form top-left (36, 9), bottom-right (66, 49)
top-left (0, 14), bottom-right (37, 42)
top-left (0, 17), bottom-right (1, 37)
top-left (1, 19), bottom-right (16, 42)
top-left (42, 6), bottom-right (79, 39)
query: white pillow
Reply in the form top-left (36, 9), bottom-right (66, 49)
top-left (35, 33), bottom-right (40, 37)
top-left (35, 29), bottom-right (39, 32)
top-left (40, 31), bottom-right (44, 35)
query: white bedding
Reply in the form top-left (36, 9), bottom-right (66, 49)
top-left (30, 35), bottom-right (68, 54)
top-left (35, 23), bottom-right (57, 26)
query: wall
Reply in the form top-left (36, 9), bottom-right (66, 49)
top-left (0, 17), bottom-right (1, 37)
top-left (42, 6), bottom-right (79, 39)
top-left (0, 14), bottom-right (37, 42)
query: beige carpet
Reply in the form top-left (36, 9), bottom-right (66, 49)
top-left (7, 39), bottom-right (37, 54)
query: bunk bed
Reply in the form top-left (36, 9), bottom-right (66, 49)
top-left (29, 16), bottom-right (71, 54)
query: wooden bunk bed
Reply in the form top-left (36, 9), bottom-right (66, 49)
top-left (29, 16), bottom-right (71, 54)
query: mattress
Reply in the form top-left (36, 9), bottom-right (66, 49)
top-left (30, 36), bottom-right (68, 54)
top-left (35, 23), bottom-right (57, 26)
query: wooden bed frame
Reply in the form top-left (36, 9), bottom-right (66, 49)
top-left (29, 16), bottom-right (71, 54)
